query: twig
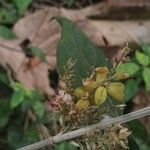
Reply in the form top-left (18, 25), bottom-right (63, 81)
top-left (18, 106), bottom-right (150, 150)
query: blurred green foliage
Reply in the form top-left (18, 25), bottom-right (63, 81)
top-left (0, 66), bottom-right (46, 149)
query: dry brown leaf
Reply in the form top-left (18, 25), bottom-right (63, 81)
top-left (0, 38), bottom-right (56, 96)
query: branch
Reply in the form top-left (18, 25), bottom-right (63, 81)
top-left (18, 106), bottom-right (150, 150)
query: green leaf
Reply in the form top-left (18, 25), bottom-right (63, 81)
top-left (127, 120), bottom-right (150, 150)
top-left (55, 142), bottom-right (77, 150)
top-left (141, 43), bottom-right (150, 56)
top-left (0, 25), bottom-right (16, 40)
top-left (8, 126), bottom-right (25, 149)
top-left (56, 17), bottom-right (109, 88)
top-left (12, 0), bottom-right (32, 14)
top-left (0, 67), bottom-right (10, 85)
top-left (11, 90), bottom-right (25, 108)
top-left (65, 0), bottom-right (74, 6)
top-left (135, 51), bottom-right (149, 66)
top-left (32, 101), bottom-right (44, 118)
top-left (128, 135), bottom-right (140, 150)
top-left (31, 47), bottom-right (46, 62)
top-left (143, 67), bottom-right (150, 91)
top-left (124, 79), bottom-right (139, 102)
top-left (0, 7), bottom-right (19, 24)
top-left (0, 100), bottom-right (11, 128)
top-left (128, 120), bottom-right (148, 140)
top-left (116, 62), bottom-right (139, 75)
top-left (23, 127), bottom-right (38, 144)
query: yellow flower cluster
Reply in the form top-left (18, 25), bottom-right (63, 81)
top-left (74, 67), bottom-right (128, 111)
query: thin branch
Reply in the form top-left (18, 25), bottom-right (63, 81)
top-left (18, 106), bottom-right (150, 150)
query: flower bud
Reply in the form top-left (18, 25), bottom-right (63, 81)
top-left (112, 72), bottom-right (129, 80)
top-left (75, 99), bottom-right (90, 111)
top-left (74, 87), bottom-right (86, 98)
top-left (96, 67), bottom-right (109, 75)
top-left (95, 87), bottom-right (107, 105)
top-left (83, 78), bottom-right (97, 91)
top-left (106, 82), bottom-right (125, 101)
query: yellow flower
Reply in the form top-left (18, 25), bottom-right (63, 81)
top-left (112, 72), bottom-right (129, 80)
top-left (75, 99), bottom-right (90, 111)
top-left (106, 82), bottom-right (125, 101)
top-left (96, 67), bottom-right (109, 75)
top-left (96, 73), bottom-right (107, 84)
top-left (83, 78), bottom-right (97, 91)
top-left (74, 87), bottom-right (86, 98)
top-left (95, 87), bottom-right (107, 105)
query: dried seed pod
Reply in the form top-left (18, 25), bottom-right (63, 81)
top-left (106, 82), bottom-right (125, 101)
top-left (119, 128), bottom-right (131, 139)
top-left (75, 99), bottom-right (90, 111)
top-left (96, 67), bottom-right (109, 75)
top-left (112, 72), bottom-right (129, 80)
top-left (119, 141), bottom-right (129, 149)
top-left (74, 87), bottom-right (86, 98)
top-left (83, 78), bottom-right (97, 91)
top-left (95, 87), bottom-right (107, 105)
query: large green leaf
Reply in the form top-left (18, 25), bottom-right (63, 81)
top-left (0, 25), bottom-right (16, 40)
top-left (135, 51), bottom-right (149, 66)
top-left (116, 62), bottom-right (140, 75)
top-left (12, 0), bottom-right (32, 14)
top-left (56, 17), bottom-right (109, 88)
top-left (143, 67), bottom-right (150, 91)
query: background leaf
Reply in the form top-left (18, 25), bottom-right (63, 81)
top-left (56, 17), bottom-right (109, 88)
top-left (124, 79), bottom-right (139, 102)
top-left (30, 47), bottom-right (46, 62)
top-left (127, 120), bottom-right (150, 150)
top-left (0, 7), bottom-right (18, 24)
top-left (55, 142), bottom-right (77, 150)
top-left (0, 67), bottom-right (10, 85)
top-left (135, 51), bottom-right (149, 66)
top-left (12, 0), bottom-right (32, 14)
top-left (32, 101), bottom-right (44, 118)
top-left (143, 67), bottom-right (150, 91)
top-left (0, 25), bottom-right (16, 40)
top-left (116, 62), bottom-right (140, 75)
top-left (141, 43), bottom-right (150, 56)
top-left (0, 100), bottom-right (11, 128)
top-left (65, 0), bottom-right (74, 7)
top-left (11, 90), bottom-right (25, 108)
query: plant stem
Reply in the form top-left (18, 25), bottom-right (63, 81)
top-left (18, 106), bottom-right (150, 150)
